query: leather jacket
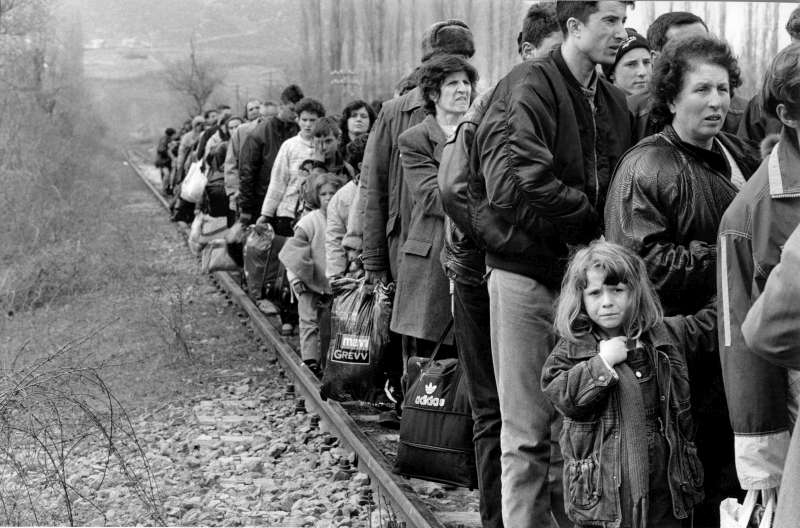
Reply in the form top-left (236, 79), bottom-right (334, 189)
top-left (474, 48), bottom-right (634, 287)
top-left (605, 126), bottom-right (760, 316)
top-left (438, 88), bottom-right (494, 286)
top-left (542, 308), bottom-right (716, 526)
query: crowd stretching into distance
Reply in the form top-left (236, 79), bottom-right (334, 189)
top-left (154, 2), bottom-right (800, 527)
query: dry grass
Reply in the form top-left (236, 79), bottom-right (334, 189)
top-left (0, 327), bottom-right (165, 526)
top-left (0, 89), bottom-right (118, 315)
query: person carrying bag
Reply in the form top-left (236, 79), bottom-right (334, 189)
top-left (394, 320), bottom-right (478, 489)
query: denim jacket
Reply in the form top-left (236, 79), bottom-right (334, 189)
top-left (541, 309), bottom-right (716, 527)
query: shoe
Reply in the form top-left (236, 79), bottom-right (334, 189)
top-left (303, 359), bottom-right (323, 379)
top-left (256, 299), bottom-right (279, 315)
top-left (280, 323), bottom-right (294, 336)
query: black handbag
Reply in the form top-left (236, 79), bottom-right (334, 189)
top-left (393, 321), bottom-right (478, 488)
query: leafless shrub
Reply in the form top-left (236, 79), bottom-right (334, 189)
top-left (162, 35), bottom-right (224, 116)
top-left (0, 327), bottom-right (166, 526)
top-left (151, 287), bottom-right (193, 361)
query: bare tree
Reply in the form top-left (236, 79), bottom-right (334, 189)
top-left (163, 36), bottom-right (224, 116)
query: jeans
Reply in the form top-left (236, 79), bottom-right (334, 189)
top-left (296, 291), bottom-right (330, 363)
top-left (488, 268), bottom-right (568, 528)
top-left (452, 280), bottom-right (503, 528)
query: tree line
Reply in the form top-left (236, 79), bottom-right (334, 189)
top-left (293, 1), bottom-right (784, 107)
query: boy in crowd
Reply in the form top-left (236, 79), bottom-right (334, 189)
top-left (238, 84), bottom-right (304, 225)
top-left (258, 98), bottom-right (326, 236)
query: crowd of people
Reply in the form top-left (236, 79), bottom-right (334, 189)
top-left (154, 2), bottom-right (800, 527)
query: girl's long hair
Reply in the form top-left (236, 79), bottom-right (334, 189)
top-left (554, 241), bottom-right (663, 342)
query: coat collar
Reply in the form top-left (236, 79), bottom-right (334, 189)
top-left (551, 46), bottom-right (601, 95)
top-left (400, 86), bottom-right (425, 112)
top-left (557, 323), bottom-right (677, 358)
top-left (768, 127), bottom-right (800, 198)
top-left (422, 114), bottom-right (447, 145)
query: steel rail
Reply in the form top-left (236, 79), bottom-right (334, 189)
top-left (124, 150), bottom-right (445, 528)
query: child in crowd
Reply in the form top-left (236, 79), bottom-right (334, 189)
top-left (312, 116), bottom-right (344, 175)
top-left (294, 158), bottom-right (328, 219)
top-left (259, 97), bottom-right (326, 236)
top-left (278, 173), bottom-right (345, 377)
top-left (541, 241), bottom-right (715, 528)
top-left (326, 133), bottom-right (368, 280)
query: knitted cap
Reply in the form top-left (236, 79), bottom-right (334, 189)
top-left (420, 19), bottom-right (475, 62)
top-left (603, 29), bottom-right (650, 79)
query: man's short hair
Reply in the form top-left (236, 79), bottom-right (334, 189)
top-left (518, 3), bottom-right (559, 53)
top-left (295, 97), bottom-right (326, 118)
top-left (280, 84), bottom-right (304, 105)
top-left (762, 42), bottom-right (800, 120)
top-left (646, 11), bottom-right (707, 52)
top-left (556, 1), bottom-right (632, 35)
top-left (217, 104), bottom-right (231, 111)
top-left (203, 109), bottom-right (216, 119)
top-left (787, 6), bottom-right (800, 41)
top-left (312, 116), bottom-right (341, 138)
top-left (555, 1), bottom-right (600, 35)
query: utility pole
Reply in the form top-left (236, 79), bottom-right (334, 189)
top-left (235, 84), bottom-right (240, 116)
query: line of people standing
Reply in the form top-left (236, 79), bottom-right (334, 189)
top-left (356, 2), bottom-right (800, 528)
top-left (154, 2), bottom-right (800, 526)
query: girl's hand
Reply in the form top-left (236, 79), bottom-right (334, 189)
top-left (598, 336), bottom-right (628, 367)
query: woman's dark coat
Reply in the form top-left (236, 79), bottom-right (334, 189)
top-left (393, 115), bottom-right (452, 344)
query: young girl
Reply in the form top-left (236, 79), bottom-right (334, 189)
top-left (278, 173), bottom-right (345, 377)
top-left (541, 241), bottom-right (715, 528)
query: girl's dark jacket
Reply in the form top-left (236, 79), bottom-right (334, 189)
top-left (541, 306), bottom-right (716, 527)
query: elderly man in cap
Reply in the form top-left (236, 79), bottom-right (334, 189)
top-left (360, 20), bottom-right (474, 360)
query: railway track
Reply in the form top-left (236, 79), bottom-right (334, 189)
top-left (124, 150), bottom-right (480, 528)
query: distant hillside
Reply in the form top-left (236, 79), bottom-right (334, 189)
top-left (74, 0), bottom-right (300, 64)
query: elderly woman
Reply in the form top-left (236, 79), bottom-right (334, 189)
top-left (393, 54), bottom-right (476, 356)
top-left (337, 99), bottom-right (376, 161)
top-left (604, 35), bottom-right (761, 526)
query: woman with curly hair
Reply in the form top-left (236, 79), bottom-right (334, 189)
top-left (604, 34), bottom-right (761, 526)
top-left (393, 53), bottom-right (477, 355)
top-left (337, 99), bottom-right (376, 160)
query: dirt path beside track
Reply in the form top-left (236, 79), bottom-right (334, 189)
top-left (1, 149), bottom-right (381, 527)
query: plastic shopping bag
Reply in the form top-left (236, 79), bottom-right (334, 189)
top-left (180, 160), bottom-right (206, 204)
top-left (243, 223), bottom-right (275, 299)
top-left (188, 213), bottom-right (228, 256)
top-left (321, 278), bottom-right (394, 402)
top-left (201, 239), bottom-right (239, 274)
top-left (720, 489), bottom-right (776, 528)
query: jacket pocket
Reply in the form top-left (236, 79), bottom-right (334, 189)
top-left (566, 454), bottom-right (602, 509)
top-left (675, 407), bottom-right (704, 489)
top-left (561, 419), bottom-right (603, 510)
top-left (402, 239), bottom-right (432, 257)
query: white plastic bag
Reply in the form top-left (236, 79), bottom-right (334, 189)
top-left (720, 489), bottom-right (776, 528)
top-left (188, 214), bottom-right (228, 256)
top-left (180, 160), bottom-right (206, 203)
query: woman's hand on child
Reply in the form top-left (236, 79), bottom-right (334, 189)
top-left (598, 336), bottom-right (628, 367)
